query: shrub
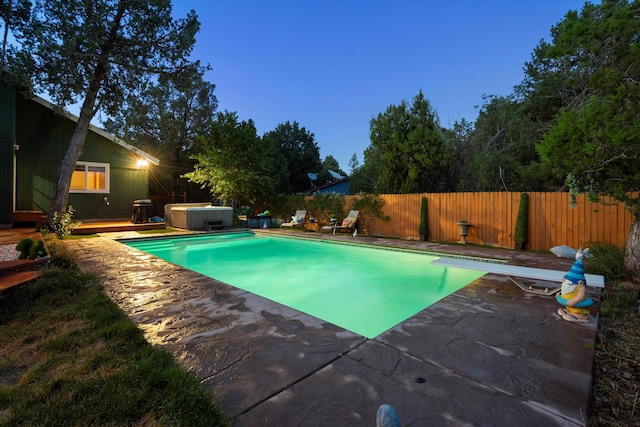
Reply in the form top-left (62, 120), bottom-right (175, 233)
top-left (16, 237), bottom-right (35, 259)
top-left (514, 193), bottom-right (529, 248)
top-left (307, 193), bottom-right (345, 224)
top-left (28, 240), bottom-right (47, 260)
top-left (419, 197), bottom-right (428, 240)
top-left (44, 234), bottom-right (78, 269)
top-left (45, 205), bottom-right (80, 239)
top-left (585, 242), bottom-right (627, 281)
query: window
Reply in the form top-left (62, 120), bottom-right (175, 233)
top-left (70, 162), bottom-right (110, 193)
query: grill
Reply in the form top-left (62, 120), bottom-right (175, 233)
top-left (132, 199), bottom-right (154, 223)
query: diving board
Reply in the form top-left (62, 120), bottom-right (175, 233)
top-left (431, 258), bottom-right (605, 295)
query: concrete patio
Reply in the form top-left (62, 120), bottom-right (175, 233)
top-left (6, 228), bottom-right (600, 426)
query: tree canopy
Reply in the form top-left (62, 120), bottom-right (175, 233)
top-left (0, 0), bottom-right (30, 80)
top-left (102, 61), bottom-right (218, 197)
top-left (6, 0), bottom-right (200, 216)
top-left (184, 111), bottom-right (277, 205)
top-left (368, 91), bottom-right (454, 193)
top-left (530, 0), bottom-right (640, 270)
top-left (262, 121), bottom-right (322, 194)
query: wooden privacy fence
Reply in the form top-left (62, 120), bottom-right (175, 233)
top-left (343, 192), bottom-right (635, 251)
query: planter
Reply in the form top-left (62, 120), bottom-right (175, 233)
top-left (457, 221), bottom-right (471, 244)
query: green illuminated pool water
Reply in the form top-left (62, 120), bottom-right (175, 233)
top-left (124, 232), bottom-right (484, 338)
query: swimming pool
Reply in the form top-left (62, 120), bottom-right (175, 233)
top-left (124, 232), bottom-right (485, 338)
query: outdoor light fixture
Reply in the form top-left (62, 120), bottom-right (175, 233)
top-left (136, 159), bottom-right (149, 168)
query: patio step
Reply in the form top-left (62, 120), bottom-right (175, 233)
top-left (0, 270), bottom-right (43, 293)
top-left (0, 256), bottom-right (51, 293)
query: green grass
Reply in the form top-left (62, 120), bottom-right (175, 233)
top-left (0, 266), bottom-right (228, 426)
top-left (585, 242), bottom-right (628, 281)
top-left (588, 281), bottom-right (640, 427)
top-left (584, 242), bottom-right (640, 426)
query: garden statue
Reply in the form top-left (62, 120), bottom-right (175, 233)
top-left (550, 245), bottom-right (591, 259)
top-left (556, 248), bottom-right (593, 323)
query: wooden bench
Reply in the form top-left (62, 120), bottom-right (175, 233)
top-left (431, 257), bottom-right (605, 295)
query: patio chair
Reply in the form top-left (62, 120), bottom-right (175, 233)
top-left (280, 210), bottom-right (308, 228)
top-left (321, 210), bottom-right (359, 234)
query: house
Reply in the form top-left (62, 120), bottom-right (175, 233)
top-left (308, 177), bottom-right (350, 195)
top-left (0, 79), bottom-right (159, 227)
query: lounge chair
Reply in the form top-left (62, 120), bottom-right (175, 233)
top-left (320, 210), bottom-right (359, 234)
top-left (280, 210), bottom-right (308, 228)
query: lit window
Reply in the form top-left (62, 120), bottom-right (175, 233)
top-left (70, 162), bottom-right (110, 193)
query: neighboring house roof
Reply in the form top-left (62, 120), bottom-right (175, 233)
top-left (308, 177), bottom-right (350, 195)
top-left (30, 95), bottom-right (160, 165)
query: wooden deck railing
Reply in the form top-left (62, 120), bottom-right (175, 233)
top-left (342, 192), bottom-right (635, 251)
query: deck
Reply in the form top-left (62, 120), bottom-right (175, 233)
top-left (72, 221), bottom-right (166, 235)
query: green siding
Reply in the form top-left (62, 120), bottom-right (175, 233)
top-left (0, 81), bottom-right (15, 225)
top-left (13, 90), bottom-right (150, 220)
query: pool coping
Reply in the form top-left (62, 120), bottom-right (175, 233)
top-left (117, 229), bottom-right (510, 265)
top-left (74, 229), bottom-right (598, 426)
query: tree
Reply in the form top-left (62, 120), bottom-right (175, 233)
top-left (0, 0), bottom-right (30, 80)
top-left (348, 153), bottom-right (360, 174)
top-left (184, 111), bottom-right (277, 205)
top-left (316, 155), bottom-right (346, 186)
top-left (441, 118), bottom-right (475, 191)
top-left (102, 61), bottom-right (217, 197)
top-left (262, 121), bottom-right (322, 194)
top-left (7, 0), bottom-right (199, 218)
top-left (533, 0), bottom-right (640, 272)
top-left (368, 91), bottom-right (453, 193)
top-left (468, 95), bottom-right (550, 192)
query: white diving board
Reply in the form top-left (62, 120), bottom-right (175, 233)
top-left (431, 258), bottom-right (605, 295)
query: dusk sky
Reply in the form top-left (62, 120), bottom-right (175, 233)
top-left (171, 1), bottom-right (589, 171)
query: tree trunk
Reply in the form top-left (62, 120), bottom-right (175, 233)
top-left (624, 218), bottom-right (640, 273)
top-left (48, 88), bottom-right (99, 218)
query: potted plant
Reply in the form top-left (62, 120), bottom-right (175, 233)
top-left (514, 193), bottom-right (529, 250)
top-left (419, 197), bottom-right (428, 241)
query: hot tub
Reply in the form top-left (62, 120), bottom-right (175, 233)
top-left (166, 205), bottom-right (233, 230)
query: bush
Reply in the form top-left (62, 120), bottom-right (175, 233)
top-left (307, 193), bottom-right (345, 224)
top-left (585, 242), bottom-right (627, 281)
top-left (44, 234), bottom-right (78, 270)
top-left (419, 197), bottom-right (428, 240)
top-left (45, 205), bottom-right (80, 239)
top-left (514, 193), bottom-right (529, 248)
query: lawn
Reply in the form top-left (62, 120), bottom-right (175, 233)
top-left (0, 238), bottom-right (228, 426)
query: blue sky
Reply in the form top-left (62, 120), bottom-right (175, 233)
top-left (171, 1), bottom-right (588, 171)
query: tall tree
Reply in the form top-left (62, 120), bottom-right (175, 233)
top-left (369, 91), bottom-right (453, 193)
top-left (441, 118), bottom-right (475, 191)
top-left (184, 111), bottom-right (276, 205)
top-left (347, 153), bottom-right (360, 174)
top-left (533, 0), bottom-right (640, 272)
top-left (468, 95), bottom-right (549, 192)
top-left (102, 61), bottom-right (217, 197)
top-left (262, 121), bottom-right (322, 194)
top-left (7, 0), bottom-right (199, 218)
